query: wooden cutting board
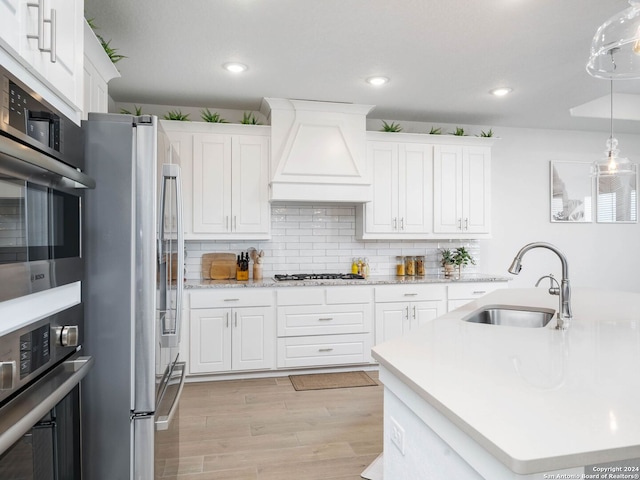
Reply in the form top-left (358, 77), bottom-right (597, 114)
top-left (202, 253), bottom-right (236, 280)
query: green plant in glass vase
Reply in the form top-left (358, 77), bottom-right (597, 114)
top-left (440, 249), bottom-right (456, 277)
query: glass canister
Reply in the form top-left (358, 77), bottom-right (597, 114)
top-left (416, 255), bottom-right (425, 276)
top-left (405, 256), bottom-right (416, 276)
top-left (396, 256), bottom-right (406, 276)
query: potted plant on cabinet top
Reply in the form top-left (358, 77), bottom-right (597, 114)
top-left (452, 247), bottom-right (475, 277)
top-left (440, 249), bottom-right (456, 277)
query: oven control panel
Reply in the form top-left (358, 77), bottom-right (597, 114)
top-left (0, 303), bottom-right (82, 404)
top-left (19, 324), bottom-right (50, 379)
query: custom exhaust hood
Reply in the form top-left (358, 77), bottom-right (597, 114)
top-left (260, 98), bottom-right (374, 203)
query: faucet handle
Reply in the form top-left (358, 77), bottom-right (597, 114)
top-left (535, 274), bottom-right (560, 296)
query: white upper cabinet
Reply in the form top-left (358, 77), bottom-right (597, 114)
top-left (433, 145), bottom-right (491, 235)
top-left (358, 133), bottom-right (493, 239)
top-left (83, 20), bottom-right (120, 119)
top-left (359, 138), bottom-right (433, 237)
top-left (1, 0), bottom-right (83, 122)
top-left (21, 0), bottom-right (83, 111)
top-left (0, 0), bottom-right (21, 53)
top-left (161, 121), bottom-right (271, 240)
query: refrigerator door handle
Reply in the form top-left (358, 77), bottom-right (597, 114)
top-left (154, 361), bottom-right (186, 431)
top-left (159, 163), bottom-right (184, 348)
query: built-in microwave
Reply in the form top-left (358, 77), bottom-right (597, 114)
top-left (0, 66), bottom-right (94, 303)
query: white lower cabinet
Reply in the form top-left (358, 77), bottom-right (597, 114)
top-left (188, 290), bottom-right (275, 374)
top-left (276, 286), bottom-right (374, 368)
top-left (374, 285), bottom-right (446, 344)
top-left (447, 282), bottom-right (507, 312)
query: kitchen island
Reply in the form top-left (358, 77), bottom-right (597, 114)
top-left (372, 288), bottom-right (640, 479)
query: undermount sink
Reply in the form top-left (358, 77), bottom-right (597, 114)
top-left (462, 305), bottom-right (555, 328)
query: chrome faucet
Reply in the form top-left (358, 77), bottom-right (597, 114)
top-left (508, 242), bottom-right (572, 329)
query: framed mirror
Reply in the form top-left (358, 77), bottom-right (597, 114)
top-left (550, 161), bottom-right (593, 223)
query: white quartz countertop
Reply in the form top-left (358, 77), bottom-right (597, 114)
top-left (185, 273), bottom-right (509, 289)
top-left (371, 288), bottom-right (640, 474)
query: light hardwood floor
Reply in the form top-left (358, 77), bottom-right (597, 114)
top-left (155, 371), bottom-right (383, 480)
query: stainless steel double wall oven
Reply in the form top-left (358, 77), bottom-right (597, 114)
top-left (0, 65), bottom-right (93, 479)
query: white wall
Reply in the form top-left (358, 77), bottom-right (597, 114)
top-left (483, 127), bottom-right (640, 292)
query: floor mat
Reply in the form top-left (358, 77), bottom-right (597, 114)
top-left (289, 371), bottom-right (378, 391)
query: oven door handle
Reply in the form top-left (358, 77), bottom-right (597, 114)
top-left (0, 135), bottom-right (95, 189)
top-left (0, 355), bottom-right (93, 456)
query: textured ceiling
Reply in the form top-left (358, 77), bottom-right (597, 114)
top-left (84, 0), bottom-right (640, 133)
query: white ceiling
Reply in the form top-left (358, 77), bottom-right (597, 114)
top-left (84, 0), bottom-right (640, 134)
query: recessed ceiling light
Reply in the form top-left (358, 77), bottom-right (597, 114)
top-left (223, 62), bottom-right (248, 73)
top-left (366, 76), bottom-right (390, 86)
top-left (490, 87), bottom-right (513, 97)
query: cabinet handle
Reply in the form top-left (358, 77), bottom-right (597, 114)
top-left (393, 217), bottom-right (397, 230)
top-left (403, 293), bottom-right (418, 296)
top-left (226, 216), bottom-right (229, 230)
top-left (318, 348), bottom-right (334, 352)
top-left (224, 298), bottom-right (239, 302)
top-left (47, 9), bottom-right (56, 63)
top-left (405, 306), bottom-right (409, 319)
top-left (400, 217), bottom-right (404, 230)
top-left (233, 216), bottom-right (237, 231)
top-left (318, 317), bottom-right (333, 321)
top-left (465, 218), bottom-right (469, 230)
top-left (234, 312), bottom-right (238, 327)
top-left (26, 1), bottom-right (44, 50)
top-left (458, 218), bottom-right (462, 230)
top-left (472, 290), bottom-right (486, 295)
top-left (413, 306), bottom-right (416, 319)
top-left (27, 4), bottom-right (56, 63)
top-left (226, 312), bottom-right (229, 328)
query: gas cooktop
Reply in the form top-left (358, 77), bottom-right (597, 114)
top-left (274, 273), bottom-right (365, 281)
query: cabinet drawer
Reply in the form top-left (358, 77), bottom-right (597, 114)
top-left (277, 304), bottom-right (372, 336)
top-left (375, 284), bottom-right (446, 303)
top-left (277, 334), bottom-right (372, 368)
top-left (447, 282), bottom-right (505, 300)
top-left (325, 286), bottom-right (372, 304)
top-left (190, 289), bottom-right (274, 308)
top-left (276, 287), bottom-right (324, 306)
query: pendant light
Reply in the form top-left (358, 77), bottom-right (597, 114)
top-left (592, 79), bottom-right (637, 177)
top-left (587, 0), bottom-right (640, 79)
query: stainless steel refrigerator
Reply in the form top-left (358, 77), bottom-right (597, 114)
top-left (82, 113), bottom-right (186, 479)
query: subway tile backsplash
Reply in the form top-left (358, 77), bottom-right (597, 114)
top-left (185, 204), bottom-right (480, 280)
